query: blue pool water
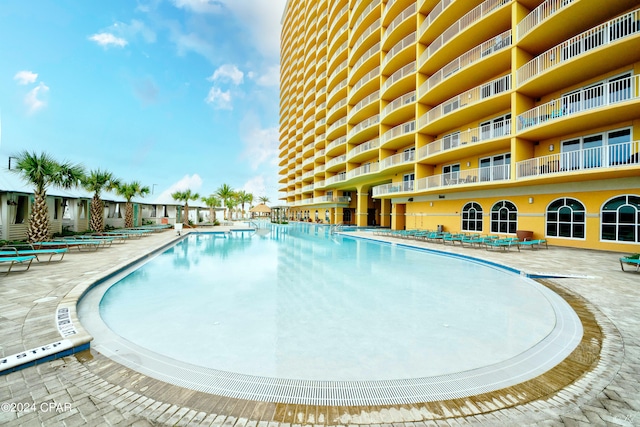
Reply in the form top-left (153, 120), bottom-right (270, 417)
top-left (92, 223), bottom-right (575, 383)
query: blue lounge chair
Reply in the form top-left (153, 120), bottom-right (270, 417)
top-left (519, 239), bottom-right (548, 249)
top-left (0, 255), bottom-right (36, 274)
top-left (486, 238), bottom-right (520, 251)
top-left (0, 246), bottom-right (68, 263)
top-left (620, 254), bottom-right (640, 272)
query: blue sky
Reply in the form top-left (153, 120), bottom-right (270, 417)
top-left (0, 0), bottom-right (286, 205)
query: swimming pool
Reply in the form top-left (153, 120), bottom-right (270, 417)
top-left (78, 223), bottom-right (582, 405)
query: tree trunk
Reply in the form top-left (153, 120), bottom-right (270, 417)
top-left (183, 203), bottom-right (190, 226)
top-left (90, 194), bottom-right (104, 232)
top-left (125, 202), bottom-right (134, 228)
top-left (27, 190), bottom-right (50, 243)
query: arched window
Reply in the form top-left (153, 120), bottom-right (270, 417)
top-left (325, 210), bottom-right (330, 221)
top-left (602, 195), bottom-right (640, 242)
top-left (546, 198), bottom-right (586, 238)
top-left (461, 202), bottom-right (483, 232)
top-left (491, 200), bottom-right (517, 234)
top-left (343, 209), bottom-right (352, 223)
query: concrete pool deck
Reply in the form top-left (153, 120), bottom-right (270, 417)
top-left (0, 226), bottom-right (638, 426)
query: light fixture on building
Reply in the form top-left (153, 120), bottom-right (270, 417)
top-left (430, 202), bottom-right (433, 207)
top-left (528, 197), bottom-right (534, 204)
top-left (549, 144), bottom-right (554, 152)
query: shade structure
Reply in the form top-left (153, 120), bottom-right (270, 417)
top-left (249, 203), bottom-right (271, 213)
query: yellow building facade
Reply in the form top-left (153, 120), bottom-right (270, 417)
top-left (279, 0), bottom-right (640, 252)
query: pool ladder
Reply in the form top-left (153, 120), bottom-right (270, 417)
top-left (330, 222), bottom-right (344, 234)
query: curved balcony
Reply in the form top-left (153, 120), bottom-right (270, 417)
top-left (417, 120), bottom-right (511, 164)
top-left (381, 120), bottom-right (416, 150)
top-left (326, 78), bottom-right (348, 110)
top-left (315, 148), bottom-right (326, 160)
top-left (517, 75), bottom-right (640, 141)
top-left (516, 140), bottom-right (640, 181)
top-left (383, 3), bottom-right (417, 50)
top-left (418, 0), bottom-right (457, 45)
top-left (329, 3), bottom-right (349, 38)
top-left (314, 165), bottom-right (326, 177)
top-left (327, 59), bottom-right (349, 93)
top-left (347, 114), bottom-right (380, 145)
top-left (301, 169), bottom-right (314, 182)
top-left (516, 9), bottom-right (640, 97)
top-left (327, 40), bottom-right (348, 76)
top-left (381, 90), bottom-right (415, 124)
top-left (351, 19), bottom-right (381, 64)
top-left (419, 0), bottom-right (511, 74)
top-left (348, 137), bottom-right (380, 162)
top-left (418, 74), bottom-right (511, 135)
top-left (326, 135), bottom-right (347, 157)
top-left (302, 156), bottom-right (315, 170)
top-left (301, 183), bottom-right (314, 194)
top-left (349, 66), bottom-right (381, 104)
top-left (346, 161), bottom-right (380, 182)
top-left (419, 30), bottom-right (511, 105)
top-left (381, 32), bottom-right (416, 75)
top-left (324, 172), bottom-right (348, 188)
top-left (326, 116), bottom-right (348, 140)
top-left (314, 132), bottom-right (326, 149)
top-left (349, 42), bottom-right (381, 86)
top-left (379, 150), bottom-right (416, 176)
top-left (349, 90), bottom-right (380, 124)
top-left (517, 0), bottom-right (575, 44)
top-left (381, 61), bottom-right (415, 100)
top-left (326, 154), bottom-right (347, 172)
top-left (350, 0), bottom-right (382, 48)
top-left (327, 99), bottom-right (347, 125)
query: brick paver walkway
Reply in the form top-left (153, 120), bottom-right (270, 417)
top-left (0, 227), bottom-right (638, 426)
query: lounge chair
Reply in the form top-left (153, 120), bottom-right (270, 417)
top-left (0, 245), bottom-right (68, 263)
top-left (0, 255), bottom-right (36, 274)
top-left (519, 239), bottom-right (548, 249)
top-left (485, 238), bottom-right (520, 251)
top-left (620, 253), bottom-right (640, 272)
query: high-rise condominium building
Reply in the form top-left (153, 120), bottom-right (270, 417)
top-left (279, 0), bottom-right (640, 251)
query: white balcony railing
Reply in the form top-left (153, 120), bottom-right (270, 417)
top-left (421, 30), bottom-right (512, 96)
top-left (517, 75), bottom-right (639, 131)
top-left (326, 172), bottom-right (347, 185)
top-left (382, 61), bottom-right (416, 92)
top-left (419, 0), bottom-right (454, 39)
top-left (326, 154), bottom-right (347, 168)
top-left (382, 32), bottom-right (416, 69)
top-left (326, 135), bottom-right (347, 151)
top-left (517, 0), bottom-right (576, 40)
top-left (382, 120), bottom-right (415, 144)
top-left (348, 114), bottom-right (380, 139)
top-left (516, 140), bottom-right (640, 178)
top-left (372, 164), bottom-right (511, 196)
top-left (517, 9), bottom-right (640, 85)
top-left (351, 42), bottom-right (381, 76)
top-left (352, 66), bottom-right (381, 95)
top-left (417, 120), bottom-right (511, 159)
top-left (379, 150), bottom-right (416, 171)
top-left (349, 90), bottom-right (380, 120)
top-left (384, 3), bottom-right (416, 40)
top-left (347, 137), bottom-right (380, 159)
top-left (327, 116), bottom-right (347, 134)
top-left (382, 90), bottom-right (416, 118)
top-left (419, 75), bottom-right (511, 128)
top-left (352, 19), bottom-right (381, 54)
top-left (347, 161), bottom-right (380, 179)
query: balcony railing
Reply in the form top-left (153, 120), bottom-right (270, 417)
top-left (352, 0), bottom-right (381, 34)
top-left (419, 75), bottom-right (511, 128)
top-left (347, 137), bottom-right (380, 159)
top-left (382, 120), bottom-right (416, 144)
top-left (382, 90), bottom-right (416, 118)
top-left (421, 30), bottom-right (512, 96)
top-left (372, 164), bottom-right (511, 196)
top-left (516, 140), bottom-right (640, 178)
top-left (382, 32), bottom-right (416, 69)
top-left (425, 0), bottom-right (508, 60)
top-left (328, 98), bottom-right (348, 118)
top-left (326, 172), bottom-right (347, 185)
top-left (327, 116), bottom-right (347, 134)
top-left (517, 75), bottom-right (639, 131)
top-left (347, 161), bottom-right (380, 179)
top-left (517, 0), bottom-right (576, 40)
top-left (380, 150), bottom-right (416, 171)
top-left (348, 114), bottom-right (380, 139)
top-left (349, 90), bottom-right (380, 120)
top-left (351, 66), bottom-right (381, 95)
top-left (382, 61), bottom-right (416, 92)
top-left (384, 3), bottom-right (417, 40)
top-left (419, 0), bottom-right (454, 39)
top-left (417, 120), bottom-right (511, 159)
top-left (326, 135), bottom-right (347, 151)
top-left (352, 19), bottom-right (381, 54)
top-left (517, 9), bottom-right (640, 85)
top-left (351, 42), bottom-right (380, 76)
top-left (326, 154), bottom-right (347, 168)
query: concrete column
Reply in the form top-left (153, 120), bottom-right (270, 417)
top-left (380, 198), bottom-right (392, 227)
top-left (356, 191), bottom-right (369, 227)
top-left (392, 203), bottom-right (406, 230)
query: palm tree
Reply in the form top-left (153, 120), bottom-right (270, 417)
top-left (258, 195), bottom-right (270, 204)
top-left (201, 195), bottom-right (221, 224)
top-left (11, 151), bottom-right (85, 242)
top-left (171, 189), bottom-right (200, 226)
top-left (115, 181), bottom-right (150, 228)
top-left (82, 169), bottom-right (120, 232)
top-left (225, 194), bottom-right (238, 221)
top-left (216, 183), bottom-right (234, 220)
top-left (236, 190), bottom-right (253, 219)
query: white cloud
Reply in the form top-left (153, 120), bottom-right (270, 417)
top-left (208, 64), bottom-right (244, 85)
top-left (239, 113), bottom-right (279, 170)
top-left (25, 82), bottom-right (49, 113)
top-left (154, 174), bottom-right (204, 204)
top-left (248, 65), bottom-right (280, 87)
top-left (89, 32), bottom-right (128, 48)
top-left (113, 19), bottom-right (157, 44)
top-left (205, 87), bottom-right (233, 110)
top-left (172, 0), bottom-right (224, 14)
top-left (14, 70), bottom-right (38, 85)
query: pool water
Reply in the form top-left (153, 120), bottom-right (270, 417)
top-left (95, 223), bottom-right (571, 382)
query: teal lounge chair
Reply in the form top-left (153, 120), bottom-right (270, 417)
top-left (0, 255), bottom-right (36, 275)
top-left (0, 246), bottom-right (67, 263)
top-left (620, 253), bottom-right (640, 272)
top-left (519, 239), bottom-right (548, 249)
top-left (486, 238), bottom-right (520, 251)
